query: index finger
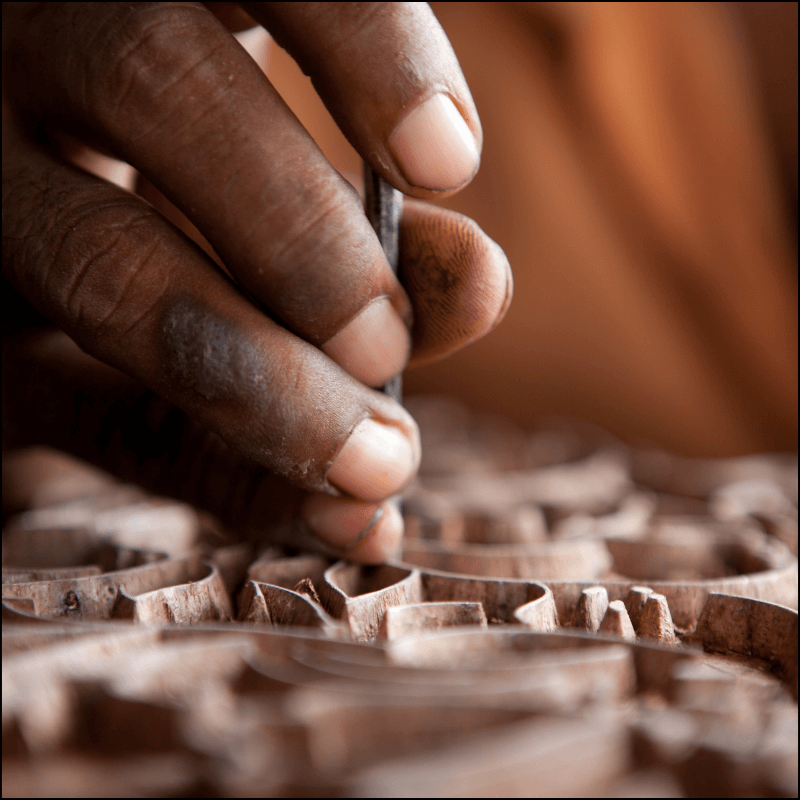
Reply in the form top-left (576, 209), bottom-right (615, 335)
top-left (247, 1), bottom-right (483, 195)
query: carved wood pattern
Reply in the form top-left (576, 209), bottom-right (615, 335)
top-left (3, 398), bottom-right (797, 797)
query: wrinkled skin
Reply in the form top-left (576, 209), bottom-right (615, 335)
top-left (2, 3), bottom-right (511, 561)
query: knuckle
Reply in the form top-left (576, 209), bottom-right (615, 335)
top-left (316, 3), bottom-right (391, 56)
top-left (253, 186), bottom-right (375, 339)
top-left (264, 194), bottom-right (342, 275)
top-left (84, 3), bottom-right (234, 139)
top-left (2, 164), bottom-right (48, 264)
top-left (35, 186), bottom-right (166, 343)
top-left (3, 140), bottom-right (168, 350)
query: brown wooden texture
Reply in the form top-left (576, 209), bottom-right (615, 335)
top-left (3, 398), bottom-right (797, 797)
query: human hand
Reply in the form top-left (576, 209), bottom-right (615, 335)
top-left (2, 2), bottom-right (511, 562)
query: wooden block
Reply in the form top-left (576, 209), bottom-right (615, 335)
top-left (378, 601), bottom-right (487, 639)
top-left (572, 586), bottom-right (610, 632)
top-left (624, 586), bottom-right (655, 632)
top-left (638, 594), bottom-right (677, 644)
top-left (599, 600), bottom-right (636, 641)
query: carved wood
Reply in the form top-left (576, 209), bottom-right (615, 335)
top-left (3, 400), bottom-right (797, 796)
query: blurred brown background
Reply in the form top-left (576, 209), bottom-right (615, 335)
top-left (267, 2), bottom-right (797, 458)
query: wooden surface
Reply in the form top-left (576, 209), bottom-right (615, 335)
top-left (2, 397), bottom-right (797, 797)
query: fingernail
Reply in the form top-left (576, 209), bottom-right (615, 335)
top-left (327, 418), bottom-right (417, 501)
top-left (304, 495), bottom-right (384, 549)
top-left (322, 297), bottom-right (410, 388)
top-left (389, 94), bottom-right (479, 190)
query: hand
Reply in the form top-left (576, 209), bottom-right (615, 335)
top-left (2, 2), bottom-right (511, 562)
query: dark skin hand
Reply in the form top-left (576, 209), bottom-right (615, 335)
top-left (2, 2), bottom-right (511, 561)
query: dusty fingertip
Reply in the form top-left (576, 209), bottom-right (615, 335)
top-left (463, 227), bottom-right (514, 331)
top-left (389, 93), bottom-right (480, 191)
top-left (492, 240), bottom-right (514, 328)
top-left (345, 501), bottom-right (404, 564)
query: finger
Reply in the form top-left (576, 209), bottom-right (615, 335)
top-left (400, 201), bottom-right (513, 367)
top-left (3, 1), bottom-right (411, 388)
top-left (247, 1), bottom-right (482, 195)
top-left (129, 182), bottom-right (513, 368)
top-left (2, 330), bottom-right (403, 564)
top-left (2, 118), bottom-right (419, 505)
top-left (301, 494), bottom-right (404, 563)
